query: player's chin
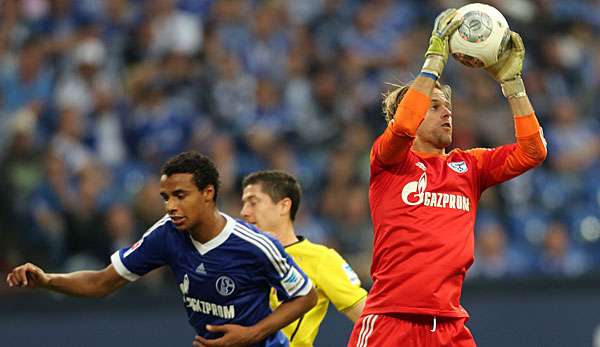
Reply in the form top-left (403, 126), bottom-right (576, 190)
top-left (172, 218), bottom-right (187, 230)
top-left (437, 134), bottom-right (452, 148)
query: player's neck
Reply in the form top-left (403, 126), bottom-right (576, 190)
top-left (275, 220), bottom-right (298, 247)
top-left (412, 138), bottom-right (446, 155)
top-left (189, 210), bottom-right (226, 244)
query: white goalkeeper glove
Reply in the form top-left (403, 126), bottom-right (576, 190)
top-left (485, 31), bottom-right (526, 98)
top-left (421, 8), bottom-right (464, 80)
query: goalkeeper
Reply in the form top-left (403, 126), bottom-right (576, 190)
top-left (347, 8), bottom-right (547, 347)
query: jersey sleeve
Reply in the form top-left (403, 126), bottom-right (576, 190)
top-left (467, 113), bottom-right (547, 192)
top-left (315, 249), bottom-right (368, 312)
top-left (371, 88), bottom-right (431, 168)
top-left (110, 215), bottom-right (169, 281)
top-left (257, 234), bottom-right (313, 301)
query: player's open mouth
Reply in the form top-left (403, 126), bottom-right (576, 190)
top-left (171, 216), bottom-right (185, 225)
top-left (441, 123), bottom-right (451, 128)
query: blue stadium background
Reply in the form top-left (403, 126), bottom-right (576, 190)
top-left (0, 0), bottom-right (599, 346)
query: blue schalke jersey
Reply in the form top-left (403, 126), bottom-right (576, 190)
top-left (111, 212), bottom-right (312, 347)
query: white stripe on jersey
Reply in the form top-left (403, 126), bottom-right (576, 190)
top-left (235, 224), bottom-right (292, 275)
top-left (123, 214), bottom-right (170, 258)
top-left (145, 214), bottom-right (171, 236)
top-left (111, 251), bottom-right (140, 282)
top-left (234, 224), bottom-right (291, 275)
top-left (233, 229), bottom-right (285, 277)
top-left (233, 226), bottom-right (290, 277)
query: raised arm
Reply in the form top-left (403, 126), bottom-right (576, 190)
top-left (470, 32), bottom-right (547, 189)
top-left (489, 32), bottom-right (546, 162)
top-left (373, 9), bottom-right (463, 166)
top-left (6, 263), bottom-right (129, 298)
top-left (509, 93), bottom-right (547, 166)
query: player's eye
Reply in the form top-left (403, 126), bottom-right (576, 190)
top-left (244, 198), bottom-right (256, 206)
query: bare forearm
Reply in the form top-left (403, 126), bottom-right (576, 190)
top-left (46, 267), bottom-right (128, 298)
top-left (250, 288), bottom-right (317, 342)
top-left (342, 297), bottom-right (367, 322)
top-left (411, 75), bottom-right (436, 97)
top-left (508, 94), bottom-right (534, 117)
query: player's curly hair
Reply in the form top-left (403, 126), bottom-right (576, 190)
top-left (382, 80), bottom-right (452, 123)
top-left (242, 170), bottom-right (301, 221)
top-left (161, 151), bottom-right (221, 201)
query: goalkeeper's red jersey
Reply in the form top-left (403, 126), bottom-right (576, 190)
top-left (363, 88), bottom-right (547, 318)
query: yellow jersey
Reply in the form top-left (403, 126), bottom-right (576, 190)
top-left (270, 237), bottom-right (367, 347)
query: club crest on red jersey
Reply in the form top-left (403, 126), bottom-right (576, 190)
top-left (448, 161), bottom-right (468, 173)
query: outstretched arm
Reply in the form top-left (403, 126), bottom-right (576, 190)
top-left (6, 263), bottom-right (129, 298)
top-left (373, 9), bottom-right (463, 166)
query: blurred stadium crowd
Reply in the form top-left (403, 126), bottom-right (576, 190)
top-left (0, 0), bottom-right (599, 290)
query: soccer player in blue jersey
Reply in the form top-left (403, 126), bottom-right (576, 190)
top-left (6, 151), bottom-right (317, 347)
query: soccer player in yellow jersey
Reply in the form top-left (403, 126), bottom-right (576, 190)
top-left (241, 170), bottom-right (368, 347)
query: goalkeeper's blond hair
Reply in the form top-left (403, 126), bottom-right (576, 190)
top-left (382, 81), bottom-right (452, 123)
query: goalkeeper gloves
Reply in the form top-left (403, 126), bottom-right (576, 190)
top-left (421, 8), bottom-right (464, 79)
top-left (485, 31), bottom-right (526, 98)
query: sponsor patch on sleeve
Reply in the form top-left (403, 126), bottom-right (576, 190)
top-left (281, 267), bottom-right (305, 296)
top-left (124, 238), bottom-right (143, 258)
top-left (342, 263), bottom-right (361, 286)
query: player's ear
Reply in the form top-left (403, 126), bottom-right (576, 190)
top-left (278, 197), bottom-right (292, 218)
top-left (203, 185), bottom-right (215, 202)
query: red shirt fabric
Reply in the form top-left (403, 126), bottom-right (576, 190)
top-left (363, 88), bottom-right (547, 318)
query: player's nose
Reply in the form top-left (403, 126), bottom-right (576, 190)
top-left (440, 110), bottom-right (452, 124)
top-left (242, 213), bottom-right (256, 224)
top-left (441, 105), bottom-right (452, 118)
top-left (166, 199), bottom-right (178, 213)
top-left (240, 206), bottom-right (252, 221)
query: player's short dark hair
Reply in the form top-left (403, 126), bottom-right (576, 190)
top-left (382, 80), bottom-right (452, 123)
top-left (161, 151), bottom-right (220, 201)
top-left (242, 170), bottom-right (301, 221)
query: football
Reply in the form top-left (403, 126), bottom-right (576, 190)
top-left (449, 3), bottom-right (511, 68)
